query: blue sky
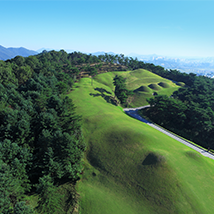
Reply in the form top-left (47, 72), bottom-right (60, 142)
top-left (1, 1), bottom-right (214, 57)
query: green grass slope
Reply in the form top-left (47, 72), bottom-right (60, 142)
top-left (94, 69), bottom-right (180, 107)
top-left (69, 74), bottom-right (214, 214)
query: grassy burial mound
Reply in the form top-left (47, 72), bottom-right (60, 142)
top-left (176, 82), bottom-right (186, 87)
top-left (134, 85), bottom-right (151, 93)
top-left (158, 81), bottom-right (170, 88)
top-left (148, 83), bottom-right (162, 90)
top-left (94, 69), bottom-right (180, 107)
top-left (69, 76), bottom-right (214, 214)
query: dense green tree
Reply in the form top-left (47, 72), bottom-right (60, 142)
top-left (56, 81), bottom-right (68, 94)
top-left (12, 56), bottom-right (25, 67)
top-left (113, 75), bottom-right (133, 105)
top-left (0, 160), bottom-right (25, 213)
top-left (36, 175), bottom-right (63, 213)
top-left (144, 92), bottom-right (214, 149)
top-left (14, 201), bottom-right (34, 214)
top-left (0, 50), bottom-right (88, 212)
top-left (90, 67), bottom-right (98, 86)
top-left (16, 65), bottom-right (33, 85)
top-left (0, 63), bottom-right (18, 86)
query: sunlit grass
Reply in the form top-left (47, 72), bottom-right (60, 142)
top-left (69, 72), bottom-right (214, 214)
top-left (94, 69), bottom-right (180, 107)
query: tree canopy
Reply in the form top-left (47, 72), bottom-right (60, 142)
top-left (113, 75), bottom-right (133, 105)
top-left (0, 50), bottom-right (86, 213)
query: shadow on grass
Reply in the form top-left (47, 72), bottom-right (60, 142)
top-left (90, 87), bottom-right (118, 106)
top-left (89, 93), bottom-right (102, 97)
top-left (142, 152), bottom-right (166, 166)
top-left (94, 87), bottom-right (112, 95)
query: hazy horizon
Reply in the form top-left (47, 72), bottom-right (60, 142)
top-left (2, 45), bottom-right (214, 60)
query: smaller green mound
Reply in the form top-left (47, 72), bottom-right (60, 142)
top-left (130, 69), bottom-right (149, 78)
top-left (148, 83), bottom-right (161, 90)
top-left (185, 151), bottom-right (202, 161)
top-left (134, 85), bottom-right (151, 93)
top-left (131, 92), bottom-right (152, 107)
top-left (94, 73), bottom-right (115, 90)
top-left (176, 82), bottom-right (185, 87)
top-left (158, 82), bottom-right (170, 88)
top-left (142, 152), bottom-right (166, 166)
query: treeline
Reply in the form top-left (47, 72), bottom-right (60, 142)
top-left (141, 73), bottom-right (214, 150)
top-left (93, 53), bottom-right (197, 86)
top-left (139, 64), bottom-right (197, 86)
top-left (0, 50), bottom-right (87, 213)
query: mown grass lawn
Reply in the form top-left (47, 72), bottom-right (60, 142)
top-left (69, 70), bottom-right (214, 214)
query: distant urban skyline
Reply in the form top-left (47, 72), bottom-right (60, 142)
top-left (1, 1), bottom-right (214, 58)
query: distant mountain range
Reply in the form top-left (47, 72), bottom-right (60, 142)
top-left (0, 45), bottom-right (38, 60)
top-left (1, 45), bottom-right (214, 78)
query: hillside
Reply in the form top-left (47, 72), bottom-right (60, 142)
top-left (69, 71), bottom-right (214, 214)
top-left (94, 69), bottom-right (180, 107)
top-left (0, 45), bottom-right (37, 60)
top-left (1, 50), bottom-right (214, 213)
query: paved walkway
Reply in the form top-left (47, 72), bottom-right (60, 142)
top-left (124, 106), bottom-right (214, 160)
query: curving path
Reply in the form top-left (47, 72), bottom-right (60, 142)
top-left (123, 106), bottom-right (214, 160)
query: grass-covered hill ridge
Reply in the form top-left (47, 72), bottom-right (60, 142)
top-left (94, 69), bottom-right (180, 107)
top-left (69, 69), bottom-right (214, 214)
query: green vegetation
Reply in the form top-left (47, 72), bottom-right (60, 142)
top-left (114, 69), bottom-right (180, 107)
top-left (113, 75), bottom-right (133, 105)
top-left (94, 69), bottom-right (180, 107)
top-left (0, 51), bottom-right (89, 213)
top-left (70, 77), bottom-right (214, 214)
top-left (1, 50), bottom-right (174, 213)
top-left (148, 83), bottom-right (161, 90)
top-left (134, 85), bottom-right (151, 93)
top-left (2, 50), bottom-right (214, 213)
top-left (176, 82), bottom-right (185, 87)
top-left (158, 81), bottom-right (170, 88)
top-left (142, 72), bottom-right (214, 150)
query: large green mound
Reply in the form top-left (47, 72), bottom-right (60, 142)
top-left (142, 152), bottom-right (166, 165)
top-left (134, 85), bottom-right (151, 93)
top-left (158, 81), bottom-right (170, 88)
top-left (148, 83), bottom-right (161, 90)
top-left (69, 75), bottom-right (214, 214)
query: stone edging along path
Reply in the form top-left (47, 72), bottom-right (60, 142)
top-left (123, 106), bottom-right (214, 160)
